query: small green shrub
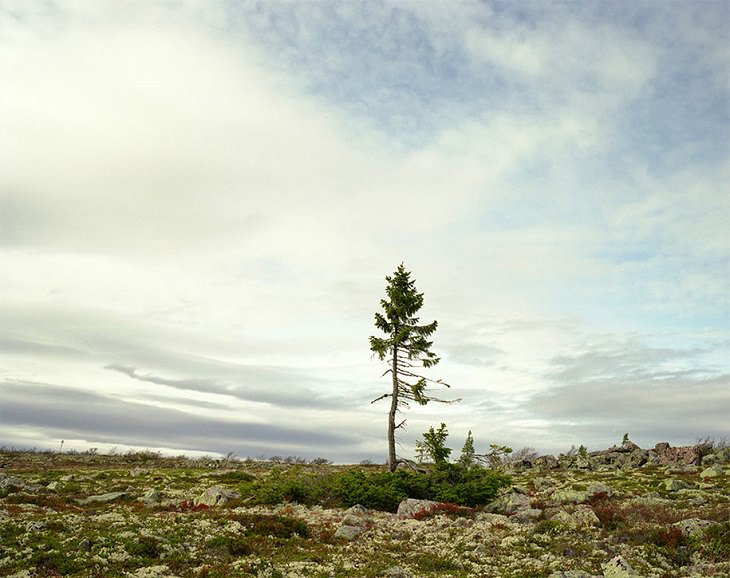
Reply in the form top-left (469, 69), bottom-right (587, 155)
top-left (213, 470), bottom-right (255, 484)
top-left (532, 519), bottom-right (563, 536)
top-left (229, 513), bottom-right (310, 538)
top-left (414, 554), bottom-right (459, 572)
top-left (125, 535), bottom-right (162, 559)
top-left (701, 521), bottom-right (730, 562)
top-left (430, 463), bottom-right (510, 507)
top-left (206, 535), bottom-right (254, 556)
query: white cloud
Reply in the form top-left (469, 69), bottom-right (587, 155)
top-left (1, 0), bottom-right (728, 461)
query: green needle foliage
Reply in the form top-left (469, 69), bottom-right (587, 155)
top-left (369, 263), bottom-right (456, 471)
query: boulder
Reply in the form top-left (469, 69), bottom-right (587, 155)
top-left (396, 498), bottom-right (440, 519)
top-left (534, 455), bottom-right (559, 470)
top-left (550, 488), bottom-right (588, 504)
top-left (345, 504), bottom-right (369, 515)
top-left (587, 483), bottom-right (613, 499)
top-left (76, 491), bottom-right (128, 505)
top-left (141, 489), bottom-right (162, 507)
top-left (673, 518), bottom-right (716, 539)
top-left (475, 512), bottom-right (509, 524)
top-left (662, 479), bottom-right (690, 492)
top-left (601, 555), bottom-right (639, 577)
top-left (484, 492), bottom-right (530, 514)
top-left (0, 474), bottom-right (26, 490)
top-left (700, 464), bottom-right (724, 478)
top-left (193, 486), bottom-right (239, 507)
top-left (334, 524), bottom-right (365, 540)
top-left (653, 443), bottom-right (703, 466)
top-left (550, 505), bottom-right (600, 529)
top-left (511, 508), bottom-right (542, 523)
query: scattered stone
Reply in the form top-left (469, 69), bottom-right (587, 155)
top-left (533, 476), bottom-right (557, 491)
top-left (534, 454), bottom-right (559, 469)
top-left (511, 507), bottom-right (542, 523)
top-left (700, 464), bottom-right (724, 478)
top-left (193, 486), bottom-right (239, 507)
top-left (0, 474), bottom-right (26, 490)
top-left (396, 498), bottom-right (440, 519)
top-left (76, 491), bottom-right (128, 505)
top-left (602, 554), bottom-right (639, 577)
top-left (60, 474), bottom-right (75, 482)
top-left (124, 564), bottom-right (179, 577)
top-left (550, 505), bottom-right (600, 529)
top-left (550, 488), bottom-right (588, 503)
top-left (141, 489), bottom-right (162, 506)
top-left (47, 481), bottom-right (62, 491)
top-left (654, 443), bottom-right (703, 466)
top-left (484, 492), bottom-right (530, 513)
top-left (334, 524), bottom-right (365, 540)
top-left (476, 512), bottom-right (510, 525)
top-left (548, 572), bottom-right (601, 578)
top-left (673, 518), bottom-right (716, 539)
top-left (662, 479), bottom-right (690, 492)
top-left (587, 482), bottom-right (613, 498)
top-left (345, 504), bottom-right (369, 515)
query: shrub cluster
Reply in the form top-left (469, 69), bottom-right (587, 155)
top-left (236, 463), bottom-right (510, 512)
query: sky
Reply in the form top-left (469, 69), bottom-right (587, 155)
top-left (1, 0), bottom-right (729, 463)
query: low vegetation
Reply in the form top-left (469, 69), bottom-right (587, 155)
top-left (0, 446), bottom-right (728, 577)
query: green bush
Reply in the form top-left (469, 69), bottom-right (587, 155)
top-left (235, 463), bottom-right (509, 512)
top-left (702, 521), bottom-right (730, 562)
top-left (331, 469), bottom-right (432, 511)
top-left (242, 466), bottom-right (324, 505)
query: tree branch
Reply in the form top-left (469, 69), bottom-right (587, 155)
top-left (370, 393), bottom-right (390, 404)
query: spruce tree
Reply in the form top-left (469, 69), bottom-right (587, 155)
top-left (370, 263), bottom-right (454, 471)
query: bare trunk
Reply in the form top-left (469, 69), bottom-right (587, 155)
top-left (387, 345), bottom-right (399, 472)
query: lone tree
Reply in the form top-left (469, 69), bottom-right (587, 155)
top-left (370, 263), bottom-right (454, 471)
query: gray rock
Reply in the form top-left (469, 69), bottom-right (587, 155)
top-left (673, 518), bottom-right (716, 539)
top-left (0, 474), bottom-right (26, 490)
top-left (535, 455), bottom-right (559, 469)
top-left (662, 479), bottom-right (690, 492)
top-left (511, 507), bottom-right (542, 523)
top-left (602, 555), bottom-right (639, 577)
top-left (587, 483), bottom-right (613, 498)
top-left (475, 512), bottom-right (510, 524)
top-left (654, 444), bottom-right (704, 466)
top-left (47, 481), bottom-right (62, 491)
top-left (396, 498), bottom-right (440, 519)
top-left (550, 488), bottom-right (588, 503)
top-left (550, 505), bottom-right (599, 529)
top-left (193, 486), bottom-right (239, 507)
top-left (334, 524), bottom-right (365, 540)
top-left (345, 504), bottom-right (369, 515)
top-left (548, 572), bottom-right (601, 578)
top-left (533, 476), bottom-right (557, 491)
top-left (76, 491), bottom-right (128, 505)
top-left (142, 489), bottom-right (162, 506)
top-left (484, 492), bottom-right (530, 514)
top-left (700, 464), bottom-right (724, 478)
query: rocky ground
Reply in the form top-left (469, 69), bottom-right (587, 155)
top-left (0, 443), bottom-right (728, 578)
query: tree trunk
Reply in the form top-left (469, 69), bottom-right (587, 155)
top-left (387, 345), bottom-right (399, 472)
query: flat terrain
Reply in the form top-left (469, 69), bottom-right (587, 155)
top-left (0, 450), bottom-right (728, 577)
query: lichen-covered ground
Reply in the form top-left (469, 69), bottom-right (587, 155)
top-left (0, 451), bottom-right (727, 577)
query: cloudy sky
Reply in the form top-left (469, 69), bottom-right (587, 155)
top-left (1, 0), bottom-right (729, 462)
